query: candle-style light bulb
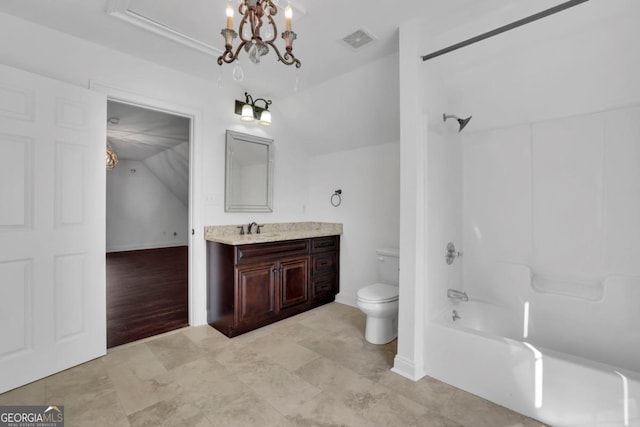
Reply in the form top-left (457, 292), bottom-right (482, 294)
top-left (226, 3), bottom-right (234, 29)
top-left (285, 4), bottom-right (292, 31)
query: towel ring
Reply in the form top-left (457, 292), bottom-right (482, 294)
top-left (331, 189), bottom-right (342, 207)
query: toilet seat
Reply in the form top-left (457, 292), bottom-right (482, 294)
top-left (357, 283), bottom-right (399, 304)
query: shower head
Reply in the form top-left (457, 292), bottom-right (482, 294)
top-left (443, 113), bottom-right (472, 132)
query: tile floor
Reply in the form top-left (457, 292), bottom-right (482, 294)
top-left (0, 303), bottom-right (547, 426)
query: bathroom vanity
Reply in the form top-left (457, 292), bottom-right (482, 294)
top-left (205, 222), bottom-right (341, 337)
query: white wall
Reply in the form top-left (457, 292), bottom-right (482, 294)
top-left (394, 19), bottom-right (427, 381)
top-left (308, 142), bottom-right (400, 306)
top-left (279, 53), bottom-right (400, 156)
top-left (106, 159), bottom-right (188, 252)
top-left (281, 50), bottom-right (402, 312)
top-left (143, 141), bottom-right (190, 206)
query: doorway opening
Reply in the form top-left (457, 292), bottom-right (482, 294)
top-left (105, 100), bottom-right (191, 348)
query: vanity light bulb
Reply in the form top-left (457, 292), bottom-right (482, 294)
top-left (259, 110), bottom-right (272, 126)
top-left (240, 104), bottom-right (255, 122)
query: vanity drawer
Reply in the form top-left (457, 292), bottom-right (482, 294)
top-left (310, 236), bottom-right (339, 253)
top-left (311, 253), bottom-right (337, 276)
top-left (312, 273), bottom-right (337, 296)
top-left (236, 239), bottom-right (309, 264)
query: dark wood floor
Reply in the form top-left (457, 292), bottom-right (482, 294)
top-left (106, 246), bottom-right (189, 348)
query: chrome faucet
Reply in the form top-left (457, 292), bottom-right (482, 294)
top-left (247, 222), bottom-right (258, 234)
top-left (447, 288), bottom-right (468, 302)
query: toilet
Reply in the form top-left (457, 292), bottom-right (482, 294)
top-left (356, 247), bottom-right (400, 344)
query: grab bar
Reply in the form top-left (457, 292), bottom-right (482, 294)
top-left (447, 288), bottom-right (468, 302)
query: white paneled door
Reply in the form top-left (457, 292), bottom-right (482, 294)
top-left (0, 64), bottom-right (106, 393)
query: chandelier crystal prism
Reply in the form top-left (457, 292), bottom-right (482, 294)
top-left (218, 0), bottom-right (301, 68)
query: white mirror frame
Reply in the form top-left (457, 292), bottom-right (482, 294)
top-left (225, 130), bottom-right (274, 212)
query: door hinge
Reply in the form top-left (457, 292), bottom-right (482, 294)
top-left (192, 229), bottom-right (195, 235)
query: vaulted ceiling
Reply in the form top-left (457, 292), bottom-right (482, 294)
top-left (107, 101), bottom-right (189, 161)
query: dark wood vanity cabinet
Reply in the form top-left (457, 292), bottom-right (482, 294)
top-left (207, 236), bottom-right (339, 337)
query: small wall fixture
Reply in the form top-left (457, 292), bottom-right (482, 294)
top-left (331, 189), bottom-right (342, 207)
top-left (235, 92), bottom-right (272, 126)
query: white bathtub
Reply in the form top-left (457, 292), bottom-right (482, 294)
top-left (425, 293), bottom-right (640, 426)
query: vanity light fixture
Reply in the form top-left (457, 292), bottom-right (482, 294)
top-left (235, 92), bottom-right (272, 126)
top-left (218, 1), bottom-right (301, 69)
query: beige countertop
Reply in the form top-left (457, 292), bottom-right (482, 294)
top-left (204, 222), bottom-right (342, 245)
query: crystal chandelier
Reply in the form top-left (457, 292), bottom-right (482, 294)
top-left (218, 1), bottom-right (301, 68)
top-left (106, 145), bottom-right (118, 170)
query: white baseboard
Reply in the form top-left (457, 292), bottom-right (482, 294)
top-left (106, 241), bottom-right (187, 253)
top-left (391, 355), bottom-right (426, 382)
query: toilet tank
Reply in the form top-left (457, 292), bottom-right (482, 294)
top-left (376, 247), bottom-right (400, 285)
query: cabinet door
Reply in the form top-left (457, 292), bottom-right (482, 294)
top-left (237, 262), bottom-right (278, 326)
top-left (280, 257), bottom-right (309, 309)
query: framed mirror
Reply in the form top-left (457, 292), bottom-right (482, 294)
top-left (225, 130), bottom-right (274, 212)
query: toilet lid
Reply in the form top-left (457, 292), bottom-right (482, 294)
top-left (357, 283), bottom-right (399, 303)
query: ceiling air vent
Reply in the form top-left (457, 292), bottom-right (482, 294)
top-left (341, 28), bottom-right (376, 50)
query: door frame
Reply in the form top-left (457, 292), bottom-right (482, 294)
top-left (89, 81), bottom-right (205, 326)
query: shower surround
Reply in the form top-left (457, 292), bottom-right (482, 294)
top-left (424, 105), bottom-right (640, 426)
top-left (461, 106), bottom-right (640, 301)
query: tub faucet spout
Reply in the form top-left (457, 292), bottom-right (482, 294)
top-left (447, 288), bottom-right (468, 302)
